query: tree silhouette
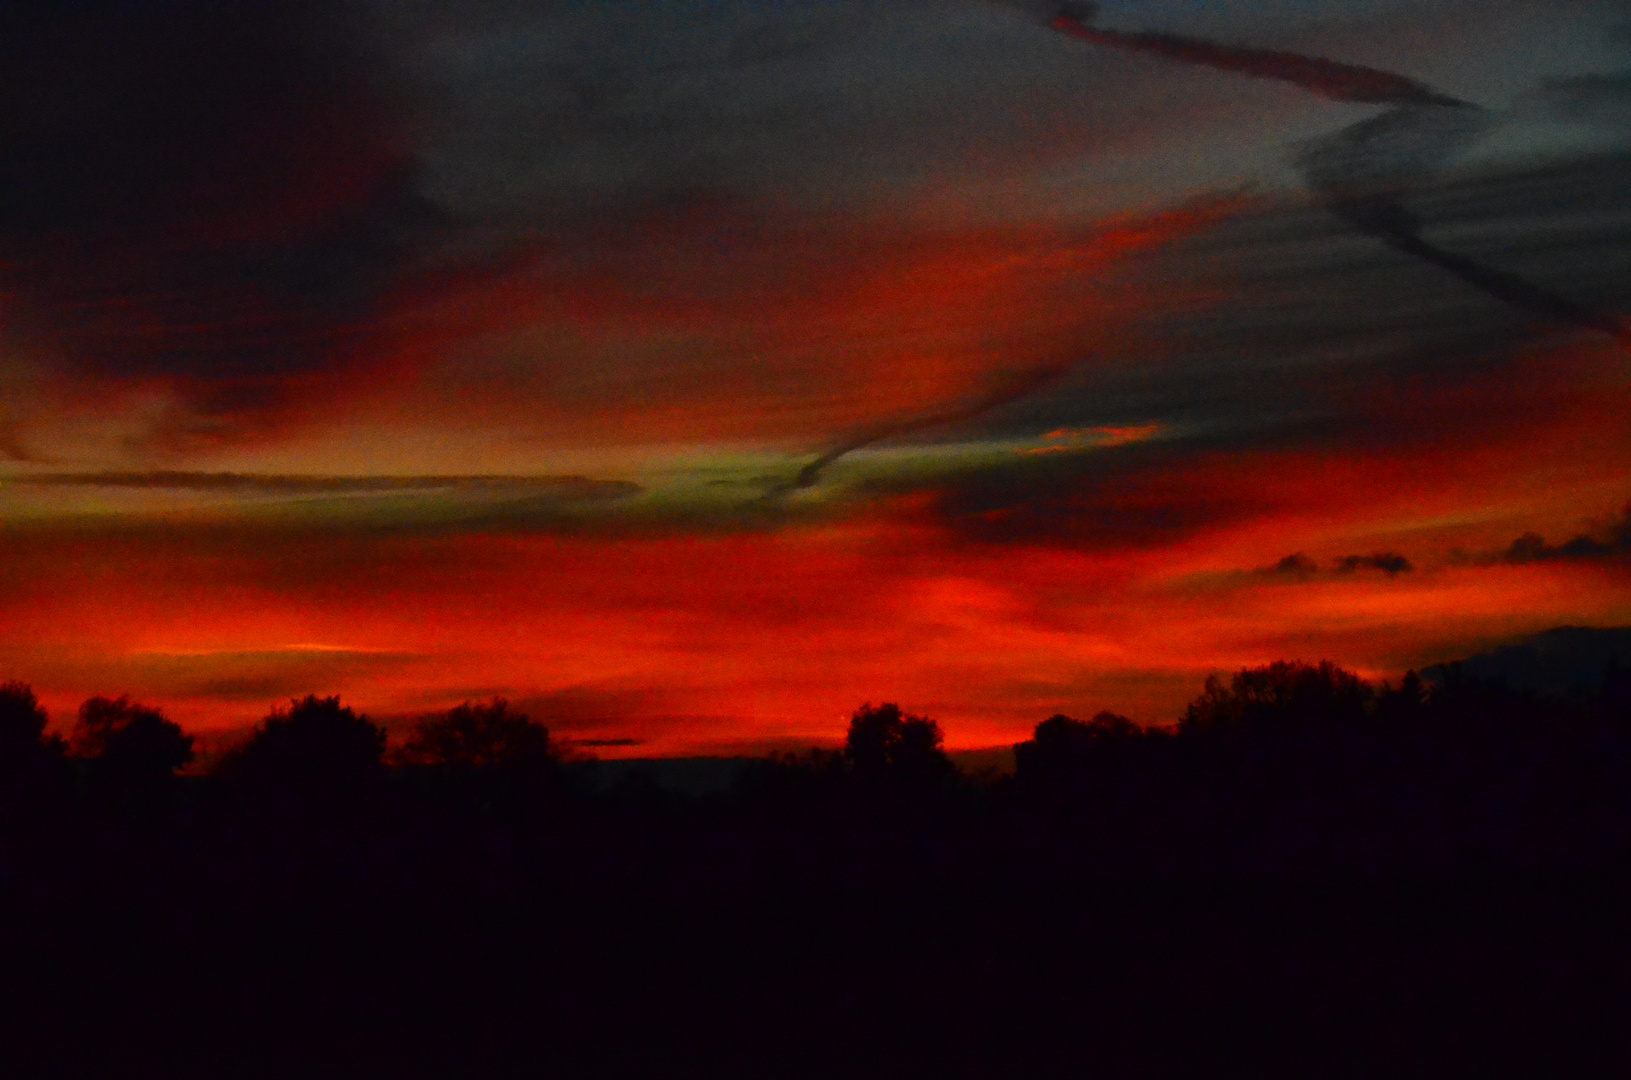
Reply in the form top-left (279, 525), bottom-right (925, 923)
top-left (230, 694), bottom-right (384, 801)
top-left (0, 680), bottom-right (65, 814)
top-left (396, 698), bottom-right (554, 772)
top-left (1014, 710), bottom-right (1139, 781)
top-left (1180, 660), bottom-right (1371, 736)
top-left (1373, 669), bottom-right (1429, 728)
top-left (843, 702), bottom-right (953, 783)
top-left (0, 680), bottom-right (56, 768)
top-left (72, 695), bottom-right (193, 782)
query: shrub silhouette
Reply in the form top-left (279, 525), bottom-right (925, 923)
top-left (231, 694), bottom-right (384, 799)
top-left (843, 702), bottom-right (953, 783)
top-left (396, 698), bottom-right (554, 772)
top-left (1180, 660), bottom-right (1371, 736)
top-left (72, 695), bottom-right (193, 780)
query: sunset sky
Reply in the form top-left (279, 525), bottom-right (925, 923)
top-left (3, 0), bottom-right (1630, 754)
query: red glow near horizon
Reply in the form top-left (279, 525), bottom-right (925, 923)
top-left (8, 315), bottom-right (1631, 753)
top-left (7, 364), bottom-right (1629, 756)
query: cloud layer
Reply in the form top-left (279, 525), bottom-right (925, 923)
top-left (3, 2), bottom-right (1630, 751)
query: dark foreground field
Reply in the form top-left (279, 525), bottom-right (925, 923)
top-left (4, 665), bottom-right (1631, 1077)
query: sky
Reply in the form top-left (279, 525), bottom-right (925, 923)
top-left (3, 0), bottom-right (1630, 754)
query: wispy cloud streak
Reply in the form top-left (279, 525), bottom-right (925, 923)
top-left (1298, 108), bottom-right (1631, 347)
top-left (1046, 4), bottom-right (1468, 107)
top-left (1362, 216), bottom-right (1631, 346)
top-left (780, 195), bottom-right (1243, 491)
top-left (5, 472), bottom-right (638, 497)
top-left (1035, 5), bottom-right (1631, 349)
top-left (782, 358), bottom-right (1079, 492)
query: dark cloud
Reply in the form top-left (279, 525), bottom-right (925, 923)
top-left (4, 0), bottom-right (1248, 454)
top-left (906, 20), bottom-right (1625, 487)
top-left (1284, 50), bottom-right (1631, 348)
top-left (831, 272), bottom-right (1623, 556)
top-left (0, 2), bottom-right (397, 239)
top-left (1124, 153), bottom-right (1630, 432)
top-left (1528, 70), bottom-right (1631, 126)
top-left (1366, 220), bottom-right (1631, 345)
top-left (1499, 506), bottom-right (1631, 564)
top-left (7, 0), bottom-right (1629, 470)
top-left (402, 0), bottom-right (1209, 213)
top-left (1295, 104), bottom-right (1492, 201)
top-left (1334, 552), bottom-right (1412, 575)
top-left (1297, 107), bottom-right (1631, 348)
top-left (0, 1), bottom-right (434, 394)
top-left (1046, 5), bottom-right (1468, 106)
top-left (1454, 504), bottom-right (1631, 565)
top-left (1259, 551), bottom-right (1411, 579)
top-left (1054, 10), bottom-right (1631, 351)
top-left (8, 471), bottom-right (638, 498)
top-left (869, 440), bottom-right (1265, 551)
top-left (1033, 6), bottom-right (1630, 349)
top-left (1267, 553), bottom-right (1319, 577)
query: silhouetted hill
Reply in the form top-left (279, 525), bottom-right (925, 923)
top-left (1424, 625), bottom-right (1631, 695)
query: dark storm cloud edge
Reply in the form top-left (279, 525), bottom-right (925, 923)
top-left (3, 472), bottom-right (640, 498)
top-left (786, 3), bottom-right (1631, 491)
top-left (1303, 110), bottom-right (1631, 348)
top-left (0, 1), bottom-right (433, 384)
top-left (14, 0), bottom-right (1626, 472)
top-left (1043, 2), bottom-right (1468, 107)
top-left (1034, 2), bottom-right (1631, 347)
top-left (11, 1), bottom-right (1628, 498)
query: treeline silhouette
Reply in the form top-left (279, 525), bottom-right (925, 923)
top-left (3, 663), bottom-right (1631, 1076)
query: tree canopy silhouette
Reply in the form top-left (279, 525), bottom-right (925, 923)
top-left (1180, 660), bottom-right (1372, 736)
top-left (843, 702), bottom-right (953, 783)
top-left (230, 694), bottom-right (384, 799)
top-left (0, 661), bottom-right (1628, 1074)
top-left (0, 682), bottom-right (63, 810)
top-left (72, 695), bottom-right (193, 784)
top-left (0, 680), bottom-right (55, 768)
top-left (396, 698), bottom-right (554, 772)
top-left (1014, 710), bottom-right (1140, 782)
